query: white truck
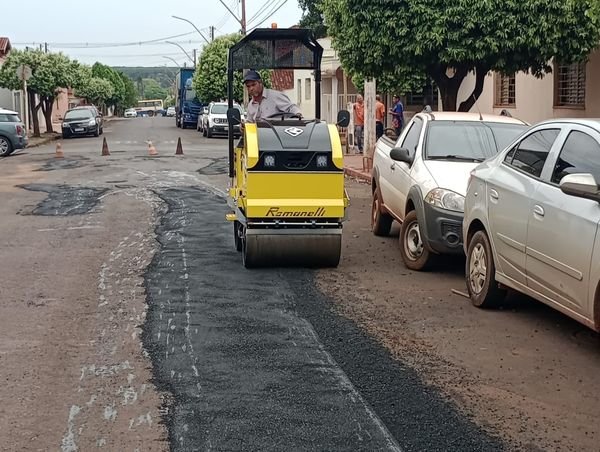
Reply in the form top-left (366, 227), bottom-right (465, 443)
top-left (370, 111), bottom-right (528, 270)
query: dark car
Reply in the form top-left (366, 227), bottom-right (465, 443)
top-left (0, 108), bottom-right (28, 157)
top-left (61, 107), bottom-right (103, 138)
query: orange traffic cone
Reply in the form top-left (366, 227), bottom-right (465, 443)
top-left (55, 141), bottom-right (64, 159)
top-left (148, 141), bottom-right (158, 156)
top-left (101, 137), bottom-right (110, 156)
top-left (175, 137), bottom-right (184, 155)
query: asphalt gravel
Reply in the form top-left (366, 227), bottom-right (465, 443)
top-left (142, 186), bottom-right (506, 452)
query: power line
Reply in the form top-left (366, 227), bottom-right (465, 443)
top-left (247, 0), bottom-right (278, 25)
top-left (248, 0), bottom-right (289, 31)
top-left (13, 31), bottom-right (199, 49)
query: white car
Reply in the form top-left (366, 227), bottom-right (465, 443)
top-left (463, 119), bottom-right (600, 332)
top-left (203, 102), bottom-right (243, 138)
top-left (124, 108), bottom-right (137, 118)
top-left (166, 106), bottom-right (176, 117)
top-left (371, 111), bottom-right (528, 270)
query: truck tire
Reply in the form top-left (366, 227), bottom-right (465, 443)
top-left (371, 189), bottom-right (393, 236)
top-left (399, 210), bottom-right (433, 271)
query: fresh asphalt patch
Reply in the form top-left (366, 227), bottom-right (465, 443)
top-left (142, 186), bottom-right (506, 452)
top-left (195, 157), bottom-right (228, 176)
top-left (18, 184), bottom-right (108, 216)
top-left (34, 158), bottom-right (87, 171)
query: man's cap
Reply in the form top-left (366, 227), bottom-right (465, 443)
top-left (243, 70), bottom-right (262, 83)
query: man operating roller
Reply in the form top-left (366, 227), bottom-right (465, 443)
top-left (243, 70), bottom-right (302, 122)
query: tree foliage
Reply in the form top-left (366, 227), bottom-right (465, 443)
top-left (193, 34), bottom-right (270, 103)
top-left (0, 49), bottom-right (78, 135)
top-left (298, 0), bottom-right (327, 38)
top-left (322, 0), bottom-right (600, 111)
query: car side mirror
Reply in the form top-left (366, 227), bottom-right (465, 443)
top-left (227, 107), bottom-right (242, 125)
top-left (559, 173), bottom-right (600, 202)
top-left (390, 147), bottom-right (413, 165)
top-left (337, 109), bottom-right (350, 128)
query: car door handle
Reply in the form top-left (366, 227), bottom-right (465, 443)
top-left (489, 188), bottom-right (499, 201)
top-left (390, 163), bottom-right (395, 171)
top-left (533, 205), bottom-right (545, 217)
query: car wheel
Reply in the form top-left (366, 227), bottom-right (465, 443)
top-left (399, 210), bottom-right (433, 271)
top-left (466, 230), bottom-right (506, 308)
top-left (207, 127), bottom-right (213, 138)
top-left (62, 132), bottom-right (70, 139)
top-left (0, 135), bottom-right (13, 157)
top-left (371, 188), bottom-right (393, 236)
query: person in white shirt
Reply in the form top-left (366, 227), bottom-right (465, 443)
top-left (243, 70), bottom-right (302, 122)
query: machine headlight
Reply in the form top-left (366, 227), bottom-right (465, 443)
top-left (424, 188), bottom-right (465, 212)
top-left (316, 154), bottom-right (328, 168)
top-left (264, 154), bottom-right (276, 167)
top-left (88, 119), bottom-right (96, 126)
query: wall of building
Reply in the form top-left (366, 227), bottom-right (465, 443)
top-left (457, 49), bottom-right (600, 124)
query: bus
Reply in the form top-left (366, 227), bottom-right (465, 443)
top-left (135, 99), bottom-right (164, 117)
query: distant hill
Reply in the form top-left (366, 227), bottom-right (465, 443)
top-left (113, 66), bottom-right (180, 89)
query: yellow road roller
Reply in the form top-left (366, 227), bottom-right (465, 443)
top-left (225, 28), bottom-right (350, 268)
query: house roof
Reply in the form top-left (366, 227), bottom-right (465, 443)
top-left (0, 37), bottom-right (11, 57)
top-left (271, 69), bottom-right (294, 91)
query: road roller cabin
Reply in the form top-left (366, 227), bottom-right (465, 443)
top-left (225, 28), bottom-right (350, 268)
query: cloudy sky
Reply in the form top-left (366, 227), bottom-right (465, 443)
top-left (2, 0), bottom-right (303, 67)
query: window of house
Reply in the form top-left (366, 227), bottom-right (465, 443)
top-left (297, 79), bottom-right (302, 105)
top-left (551, 130), bottom-right (600, 184)
top-left (494, 73), bottom-right (515, 107)
top-left (554, 61), bottom-right (586, 108)
top-left (505, 129), bottom-right (560, 178)
top-left (305, 78), bottom-right (311, 101)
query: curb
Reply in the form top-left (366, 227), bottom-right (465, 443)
top-left (26, 134), bottom-right (61, 149)
top-left (344, 167), bottom-right (371, 184)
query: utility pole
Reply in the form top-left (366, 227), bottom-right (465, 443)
top-left (193, 49), bottom-right (197, 67)
top-left (210, 26), bottom-right (215, 41)
top-left (44, 42), bottom-right (48, 53)
top-left (241, 0), bottom-right (246, 35)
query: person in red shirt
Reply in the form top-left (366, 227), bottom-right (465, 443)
top-left (353, 95), bottom-right (364, 153)
top-left (375, 94), bottom-right (386, 140)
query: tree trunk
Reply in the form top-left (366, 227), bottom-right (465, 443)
top-left (28, 90), bottom-right (41, 138)
top-left (41, 96), bottom-right (55, 133)
top-left (428, 64), bottom-right (468, 111)
top-left (458, 65), bottom-right (488, 112)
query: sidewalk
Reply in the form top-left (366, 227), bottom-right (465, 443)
top-left (26, 132), bottom-right (61, 148)
top-left (343, 153), bottom-right (372, 183)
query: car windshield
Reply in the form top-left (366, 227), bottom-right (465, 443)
top-left (425, 121), bottom-right (527, 161)
top-left (211, 105), bottom-right (228, 114)
top-left (65, 109), bottom-right (93, 120)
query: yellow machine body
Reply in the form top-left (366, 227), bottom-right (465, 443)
top-left (228, 121), bottom-right (349, 268)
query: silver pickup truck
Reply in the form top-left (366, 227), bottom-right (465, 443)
top-left (370, 110), bottom-right (528, 270)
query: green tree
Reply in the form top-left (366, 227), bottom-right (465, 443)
top-left (74, 65), bottom-right (114, 107)
top-left (0, 49), bottom-right (78, 136)
top-left (118, 71), bottom-right (137, 109)
top-left (322, 0), bottom-right (600, 111)
top-left (193, 34), bottom-right (271, 103)
top-left (298, 0), bottom-right (327, 38)
top-left (140, 78), bottom-right (167, 100)
top-left (92, 62), bottom-right (126, 114)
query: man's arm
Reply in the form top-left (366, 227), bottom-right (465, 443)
top-left (274, 91), bottom-right (302, 116)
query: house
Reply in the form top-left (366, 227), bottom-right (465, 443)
top-left (0, 37), bottom-right (22, 115)
top-left (458, 49), bottom-right (600, 124)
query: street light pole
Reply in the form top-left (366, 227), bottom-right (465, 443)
top-left (165, 41), bottom-right (195, 65)
top-left (171, 16), bottom-right (211, 44)
top-left (163, 56), bottom-right (181, 67)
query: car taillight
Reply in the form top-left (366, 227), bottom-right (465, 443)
top-left (15, 124), bottom-right (23, 135)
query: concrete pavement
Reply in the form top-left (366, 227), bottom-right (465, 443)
top-left (344, 153), bottom-right (372, 183)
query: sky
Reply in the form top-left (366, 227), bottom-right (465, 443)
top-left (1, 0), bottom-right (303, 67)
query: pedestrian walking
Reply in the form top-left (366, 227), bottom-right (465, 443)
top-left (389, 95), bottom-right (405, 137)
top-left (375, 95), bottom-right (385, 140)
top-left (353, 94), bottom-right (364, 154)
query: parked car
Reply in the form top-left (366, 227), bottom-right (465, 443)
top-left (166, 106), bottom-right (176, 117)
top-left (0, 108), bottom-right (28, 157)
top-left (61, 107), bottom-right (103, 138)
top-left (371, 111), bottom-right (528, 270)
top-left (197, 106), bottom-right (208, 133)
top-left (124, 108), bottom-right (137, 118)
top-left (71, 105), bottom-right (103, 130)
top-left (463, 119), bottom-right (600, 332)
top-left (203, 102), bottom-right (243, 138)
